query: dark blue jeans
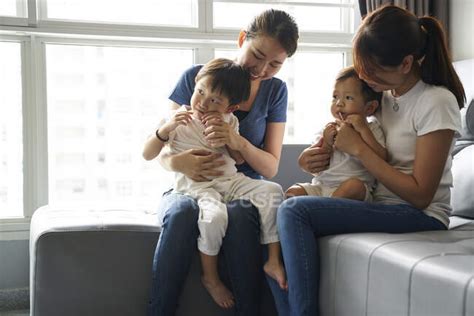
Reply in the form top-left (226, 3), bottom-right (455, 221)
top-left (276, 196), bottom-right (446, 316)
top-left (148, 192), bottom-right (264, 316)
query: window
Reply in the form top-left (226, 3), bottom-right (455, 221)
top-left (43, 0), bottom-right (198, 27)
top-left (46, 44), bottom-right (192, 208)
top-left (0, 1), bottom-right (356, 219)
top-left (0, 0), bottom-right (27, 17)
top-left (214, 1), bottom-right (353, 32)
top-left (215, 49), bottom-right (344, 144)
top-left (0, 41), bottom-right (23, 218)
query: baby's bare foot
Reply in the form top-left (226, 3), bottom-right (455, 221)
top-left (264, 261), bottom-right (288, 291)
top-left (201, 275), bottom-right (235, 309)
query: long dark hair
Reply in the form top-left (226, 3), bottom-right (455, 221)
top-left (353, 5), bottom-right (465, 109)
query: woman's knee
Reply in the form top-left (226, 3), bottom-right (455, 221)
top-left (277, 198), bottom-right (297, 221)
top-left (277, 197), bottom-right (310, 229)
top-left (162, 194), bottom-right (199, 227)
top-left (227, 199), bottom-right (259, 223)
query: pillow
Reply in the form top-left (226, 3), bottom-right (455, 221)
top-left (451, 145), bottom-right (474, 219)
top-left (450, 59), bottom-right (474, 218)
top-left (453, 59), bottom-right (474, 144)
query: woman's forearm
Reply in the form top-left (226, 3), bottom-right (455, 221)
top-left (238, 136), bottom-right (280, 179)
top-left (357, 148), bottom-right (430, 209)
top-left (356, 130), bottom-right (453, 209)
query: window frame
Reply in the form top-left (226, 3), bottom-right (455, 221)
top-left (0, 0), bottom-right (358, 229)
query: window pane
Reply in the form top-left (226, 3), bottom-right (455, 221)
top-left (0, 0), bottom-right (27, 17)
top-left (45, 0), bottom-right (198, 27)
top-left (0, 42), bottom-right (23, 218)
top-left (214, 3), bottom-right (352, 32)
top-left (46, 44), bottom-right (193, 209)
top-left (215, 49), bottom-right (344, 144)
top-left (279, 52), bottom-right (344, 144)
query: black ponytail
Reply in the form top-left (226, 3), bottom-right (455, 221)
top-left (419, 16), bottom-right (466, 109)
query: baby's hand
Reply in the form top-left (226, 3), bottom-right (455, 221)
top-left (202, 112), bottom-right (224, 126)
top-left (160, 108), bottom-right (193, 137)
top-left (323, 122), bottom-right (338, 146)
top-left (344, 114), bottom-right (368, 133)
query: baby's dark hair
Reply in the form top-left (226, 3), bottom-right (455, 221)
top-left (195, 58), bottom-right (251, 106)
top-left (335, 66), bottom-right (383, 105)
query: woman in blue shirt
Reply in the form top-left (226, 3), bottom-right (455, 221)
top-left (147, 9), bottom-right (299, 316)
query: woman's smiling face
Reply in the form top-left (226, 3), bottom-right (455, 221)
top-left (236, 34), bottom-right (288, 81)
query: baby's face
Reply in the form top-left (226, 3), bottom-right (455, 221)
top-left (190, 76), bottom-right (231, 121)
top-left (330, 77), bottom-right (368, 120)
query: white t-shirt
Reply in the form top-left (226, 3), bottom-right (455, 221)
top-left (374, 80), bottom-right (462, 227)
top-left (167, 108), bottom-right (240, 188)
top-left (314, 117), bottom-right (385, 189)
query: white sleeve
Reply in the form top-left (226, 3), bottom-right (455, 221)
top-left (414, 88), bottom-right (462, 138)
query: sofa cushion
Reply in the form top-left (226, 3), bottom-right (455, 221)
top-left (30, 206), bottom-right (160, 316)
top-left (30, 206), bottom-right (277, 316)
top-left (319, 226), bottom-right (474, 316)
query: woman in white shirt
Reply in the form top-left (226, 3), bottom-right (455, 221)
top-left (277, 5), bottom-right (466, 315)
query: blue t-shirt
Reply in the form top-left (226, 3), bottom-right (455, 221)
top-left (169, 65), bottom-right (288, 179)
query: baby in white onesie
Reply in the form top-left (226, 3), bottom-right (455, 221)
top-left (143, 58), bottom-right (286, 309)
top-left (286, 66), bottom-right (387, 201)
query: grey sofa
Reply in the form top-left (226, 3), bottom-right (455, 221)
top-left (30, 59), bottom-right (474, 316)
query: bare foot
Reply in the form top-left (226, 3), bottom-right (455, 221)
top-left (201, 275), bottom-right (235, 309)
top-left (264, 261), bottom-right (288, 290)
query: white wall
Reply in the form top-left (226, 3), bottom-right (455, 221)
top-left (450, 0), bottom-right (474, 61)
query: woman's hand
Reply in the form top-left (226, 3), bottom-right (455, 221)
top-left (334, 122), bottom-right (366, 156)
top-left (298, 138), bottom-right (332, 174)
top-left (202, 113), bottom-right (243, 150)
top-left (170, 148), bottom-right (226, 182)
top-left (344, 114), bottom-right (369, 133)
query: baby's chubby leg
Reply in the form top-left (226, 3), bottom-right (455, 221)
top-left (285, 184), bottom-right (308, 198)
top-left (263, 242), bottom-right (288, 290)
top-left (331, 177), bottom-right (367, 201)
top-left (224, 176), bottom-right (287, 289)
top-left (200, 252), bottom-right (235, 309)
top-left (194, 189), bottom-right (234, 309)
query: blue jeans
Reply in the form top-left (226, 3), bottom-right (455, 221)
top-left (276, 196), bottom-right (446, 316)
top-left (147, 191), bottom-right (263, 316)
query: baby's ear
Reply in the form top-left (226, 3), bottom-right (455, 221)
top-left (227, 105), bottom-right (239, 113)
top-left (365, 100), bottom-right (379, 116)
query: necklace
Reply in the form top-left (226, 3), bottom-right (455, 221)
top-left (392, 99), bottom-right (399, 112)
